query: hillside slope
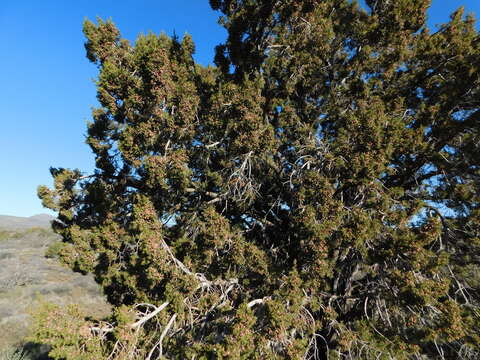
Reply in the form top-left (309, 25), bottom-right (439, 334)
top-left (0, 215), bottom-right (110, 358)
top-left (0, 214), bottom-right (54, 230)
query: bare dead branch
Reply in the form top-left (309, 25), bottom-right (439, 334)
top-left (146, 313), bottom-right (177, 360)
top-left (131, 301), bottom-right (169, 329)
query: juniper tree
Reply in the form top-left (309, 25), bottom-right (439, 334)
top-left (35, 0), bottom-right (480, 358)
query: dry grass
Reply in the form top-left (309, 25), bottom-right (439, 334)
top-left (0, 228), bottom-right (52, 243)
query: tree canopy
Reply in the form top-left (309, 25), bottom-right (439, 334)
top-left (36, 0), bottom-right (480, 359)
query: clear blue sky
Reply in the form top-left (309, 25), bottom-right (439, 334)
top-left (0, 1), bottom-right (479, 217)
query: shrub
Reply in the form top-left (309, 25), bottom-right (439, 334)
top-left (35, 1), bottom-right (480, 358)
top-left (44, 242), bottom-right (64, 259)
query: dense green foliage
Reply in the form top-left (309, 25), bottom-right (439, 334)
top-left (36, 0), bottom-right (480, 358)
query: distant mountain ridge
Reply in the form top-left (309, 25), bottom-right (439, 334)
top-left (0, 214), bottom-right (55, 230)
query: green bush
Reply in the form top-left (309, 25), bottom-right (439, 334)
top-left (0, 230), bottom-right (16, 242)
top-left (44, 242), bottom-right (64, 259)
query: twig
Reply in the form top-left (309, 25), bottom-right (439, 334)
top-left (247, 297), bottom-right (271, 308)
top-left (146, 314), bottom-right (177, 360)
top-left (131, 301), bottom-right (169, 329)
top-left (205, 141), bottom-right (220, 148)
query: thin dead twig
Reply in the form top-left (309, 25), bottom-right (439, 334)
top-left (146, 313), bottom-right (177, 360)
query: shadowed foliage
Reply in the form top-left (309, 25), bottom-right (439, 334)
top-left (36, 1), bottom-right (479, 358)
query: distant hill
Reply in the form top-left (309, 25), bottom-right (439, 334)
top-left (0, 214), bottom-right (110, 358)
top-left (0, 214), bottom-right (55, 230)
